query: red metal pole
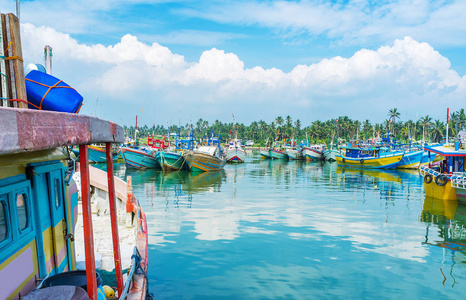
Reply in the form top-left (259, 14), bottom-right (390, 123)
top-left (79, 144), bottom-right (98, 299)
top-left (106, 143), bottom-right (124, 296)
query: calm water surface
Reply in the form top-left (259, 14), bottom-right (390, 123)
top-left (110, 152), bottom-right (465, 299)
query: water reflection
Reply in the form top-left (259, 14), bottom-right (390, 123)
top-left (420, 197), bottom-right (466, 287)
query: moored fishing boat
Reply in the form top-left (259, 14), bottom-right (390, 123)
top-left (302, 145), bottom-right (325, 161)
top-left (323, 149), bottom-right (339, 161)
top-left (225, 138), bottom-right (247, 163)
top-left (286, 147), bottom-right (304, 160)
top-left (260, 149), bottom-right (272, 159)
top-left (120, 147), bottom-right (159, 169)
top-left (0, 107), bottom-right (149, 299)
top-left (156, 150), bottom-right (185, 171)
top-left (336, 146), bottom-right (404, 169)
top-left (420, 142), bottom-right (466, 201)
top-left (396, 149), bottom-right (423, 169)
top-left (269, 148), bottom-right (288, 160)
top-left (184, 146), bottom-right (226, 172)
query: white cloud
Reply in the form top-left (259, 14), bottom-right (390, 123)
top-left (20, 23), bottom-right (466, 124)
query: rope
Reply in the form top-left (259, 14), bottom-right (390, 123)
top-left (1, 42), bottom-right (23, 62)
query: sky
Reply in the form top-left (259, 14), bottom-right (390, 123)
top-left (3, 0), bottom-right (466, 127)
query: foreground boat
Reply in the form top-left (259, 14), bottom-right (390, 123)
top-left (420, 142), bottom-right (466, 202)
top-left (121, 147), bottom-right (159, 169)
top-left (336, 146), bottom-right (404, 169)
top-left (0, 107), bottom-right (148, 299)
top-left (184, 146), bottom-right (226, 172)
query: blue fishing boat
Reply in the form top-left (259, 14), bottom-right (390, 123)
top-left (396, 150), bottom-right (424, 169)
top-left (120, 147), bottom-right (159, 169)
top-left (156, 135), bottom-right (195, 171)
top-left (336, 146), bottom-right (404, 169)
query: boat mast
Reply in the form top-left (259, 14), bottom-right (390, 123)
top-left (44, 45), bottom-right (52, 75)
top-left (446, 108), bottom-right (449, 144)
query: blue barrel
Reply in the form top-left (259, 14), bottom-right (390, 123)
top-left (25, 70), bottom-right (83, 113)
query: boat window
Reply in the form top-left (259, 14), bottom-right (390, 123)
top-left (0, 200), bottom-right (7, 242)
top-left (16, 193), bottom-right (28, 231)
top-left (55, 178), bottom-right (61, 208)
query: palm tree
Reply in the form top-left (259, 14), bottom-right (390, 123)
top-left (430, 120), bottom-right (445, 143)
top-left (420, 115), bottom-right (432, 143)
top-left (275, 116), bottom-right (284, 127)
top-left (388, 108), bottom-right (401, 137)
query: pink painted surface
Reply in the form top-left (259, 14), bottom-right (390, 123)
top-left (0, 247), bottom-right (34, 299)
top-left (89, 165), bottom-right (128, 203)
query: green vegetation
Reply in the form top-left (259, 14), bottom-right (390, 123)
top-left (123, 109), bottom-right (466, 145)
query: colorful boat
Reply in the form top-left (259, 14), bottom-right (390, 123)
top-left (0, 107), bottom-right (148, 299)
top-left (156, 150), bottom-right (186, 171)
top-left (120, 147), bottom-right (159, 169)
top-left (302, 145), bottom-right (325, 161)
top-left (286, 147), bottom-right (304, 160)
top-left (260, 149), bottom-right (272, 159)
top-left (396, 150), bottom-right (424, 169)
top-left (184, 146), bottom-right (226, 172)
top-left (336, 146), bottom-right (404, 169)
top-left (269, 148), bottom-right (288, 160)
top-left (421, 143), bottom-right (466, 201)
top-left (225, 139), bottom-right (247, 163)
top-left (147, 135), bottom-right (169, 151)
top-left (323, 149), bottom-right (339, 161)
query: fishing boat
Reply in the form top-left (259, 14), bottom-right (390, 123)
top-left (302, 145), bottom-right (325, 161)
top-left (0, 107), bottom-right (148, 299)
top-left (286, 147), bottom-right (304, 160)
top-left (184, 146), bottom-right (226, 172)
top-left (120, 147), bottom-right (159, 169)
top-left (336, 146), bottom-right (404, 169)
top-left (225, 138), bottom-right (247, 163)
top-left (147, 135), bottom-right (169, 151)
top-left (421, 142), bottom-right (466, 202)
top-left (396, 149), bottom-right (423, 169)
top-left (323, 149), bottom-right (339, 161)
top-left (269, 148), bottom-right (288, 160)
top-left (260, 149), bottom-right (272, 159)
top-left (155, 136), bottom-right (195, 171)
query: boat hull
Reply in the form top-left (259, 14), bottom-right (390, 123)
top-left (121, 147), bottom-right (159, 169)
top-left (156, 151), bottom-right (186, 171)
top-left (420, 168), bottom-right (457, 201)
top-left (286, 149), bottom-right (304, 160)
top-left (323, 149), bottom-right (338, 161)
top-left (225, 148), bottom-right (247, 163)
top-left (260, 149), bottom-right (271, 159)
top-left (397, 150), bottom-right (423, 169)
top-left (270, 149), bottom-right (288, 160)
top-left (336, 153), bottom-right (403, 169)
top-left (185, 152), bottom-right (226, 172)
top-left (303, 148), bottom-right (322, 161)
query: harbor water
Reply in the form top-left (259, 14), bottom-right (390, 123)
top-left (110, 152), bottom-right (465, 299)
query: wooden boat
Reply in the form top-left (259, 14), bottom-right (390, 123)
top-left (396, 150), bottom-right (423, 169)
top-left (286, 147), bottom-right (304, 160)
top-left (302, 145), bottom-right (325, 161)
top-left (156, 150), bottom-right (185, 171)
top-left (120, 147), bottom-right (159, 169)
top-left (269, 148), bottom-right (288, 160)
top-left (323, 149), bottom-right (339, 161)
top-left (260, 149), bottom-right (272, 159)
top-left (0, 107), bottom-right (148, 299)
top-left (421, 142), bottom-right (466, 202)
top-left (184, 146), bottom-right (226, 172)
top-left (336, 146), bottom-right (404, 169)
top-left (225, 139), bottom-right (247, 163)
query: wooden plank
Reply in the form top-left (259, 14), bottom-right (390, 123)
top-left (0, 12), bottom-right (8, 107)
top-left (0, 14), bottom-right (11, 107)
top-left (7, 13), bottom-right (27, 108)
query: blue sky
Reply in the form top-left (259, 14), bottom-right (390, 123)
top-left (4, 0), bottom-right (466, 126)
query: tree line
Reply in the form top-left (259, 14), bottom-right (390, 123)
top-left (123, 108), bottom-right (466, 146)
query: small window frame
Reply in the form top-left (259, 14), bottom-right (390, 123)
top-left (0, 195), bottom-right (11, 248)
top-left (14, 189), bottom-right (31, 234)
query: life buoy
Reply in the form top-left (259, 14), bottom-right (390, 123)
top-left (360, 158), bottom-right (364, 163)
top-left (424, 174), bottom-right (433, 184)
top-left (435, 175), bottom-right (448, 186)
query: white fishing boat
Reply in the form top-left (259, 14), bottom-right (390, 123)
top-left (302, 145), bottom-right (325, 161)
top-left (286, 147), bottom-right (304, 160)
top-left (225, 138), bottom-right (247, 163)
top-left (323, 149), bottom-right (339, 161)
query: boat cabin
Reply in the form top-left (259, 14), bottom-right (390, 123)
top-left (0, 108), bottom-right (126, 299)
top-left (147, 135), bottom-right (169, 150)
top-left (340, 147), bottom-right (381, 158)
